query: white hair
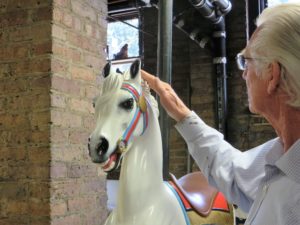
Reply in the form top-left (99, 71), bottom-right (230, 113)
top-left (249, 3), bottom-right (300, 107)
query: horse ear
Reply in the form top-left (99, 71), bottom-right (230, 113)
top-left (130, 59), bottom-right (141, 80)
top-left (102, 62), bottom-right (111, 78)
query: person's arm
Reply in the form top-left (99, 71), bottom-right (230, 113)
top-left (141, 70), bottom-right (191, 122)
top-left (141, 70), bottom-right (267, 212)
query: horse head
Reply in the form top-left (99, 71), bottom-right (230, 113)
top-left (88, 59), bottom-right (149, 172)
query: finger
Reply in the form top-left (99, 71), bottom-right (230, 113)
top-left (141, 70), bottom-right (156, 87)
top-left (141, 70), bottom-right (162, 94)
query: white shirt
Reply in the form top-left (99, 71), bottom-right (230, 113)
top-left (175, 111), bottom-right (300, 225)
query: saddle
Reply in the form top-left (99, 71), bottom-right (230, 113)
top-left (170, 171), bottom-right (227, 217)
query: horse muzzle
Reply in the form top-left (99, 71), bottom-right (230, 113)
top-left (88, 136), bottom-right (110, 163)
top-left (88, 136), bottom-right (121, 172)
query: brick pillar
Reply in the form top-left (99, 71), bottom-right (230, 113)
top-left (0, 0), bottom-right (108, 224)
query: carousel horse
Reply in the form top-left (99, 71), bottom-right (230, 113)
top-left (88, 59), bottom-right (235, 225)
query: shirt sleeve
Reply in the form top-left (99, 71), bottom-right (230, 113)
top-left (175, 111), bottom-right (268, 213)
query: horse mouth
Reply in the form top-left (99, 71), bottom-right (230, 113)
top-left (101, 150), bottom-right (121, 173)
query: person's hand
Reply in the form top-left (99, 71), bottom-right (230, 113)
top-left (141, 70), bottom-right (191, 122)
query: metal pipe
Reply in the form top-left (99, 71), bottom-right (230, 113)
top-left (189, 0), bottom-right (221, 24)
top-left (213, 18), bottom-right (227, 137)
top-left (211, 0), bottom-right (232, 15)
top-left (157, 0), bottom-right (173, 181)
top-left (187, 0), bottom-right (231, 138)
top-left (173, 13), bottom-right (211, 49)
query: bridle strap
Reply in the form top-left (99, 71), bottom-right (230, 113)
top-left (118, 82), bottom-right (148, 152)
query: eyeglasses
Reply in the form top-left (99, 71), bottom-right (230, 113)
top-left (236, 53), bottom-right (257, 71)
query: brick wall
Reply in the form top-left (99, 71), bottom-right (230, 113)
top-left (143, 0), bottom-right (276, 178)
top-left (50, 0), bottom-right (108, 224)
top-left (0, 1), bottom-right (52, 224)
top-left (0, 0), bottom-right (108, 224)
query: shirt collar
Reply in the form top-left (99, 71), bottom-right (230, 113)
top-left (275, 139), bottom-right (300, 184)
top-left (264, 137), bottom-right (284, 166)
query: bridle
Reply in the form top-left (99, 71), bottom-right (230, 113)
top-left (117, 82), bottom-right (149, 153)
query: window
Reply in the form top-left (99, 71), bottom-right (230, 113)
top-left (247, 0), bottom-right (298, 38)
top-left (267, 0), bottom-right (300, 7)
top-left (107, 17), bottom-right (140, 73)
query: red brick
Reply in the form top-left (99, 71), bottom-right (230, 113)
top-left (84, 22), bottom-right (93, 36)
top-left (31, 6), bottom-right (52, 22)
top-left (51, 58), bottom-right (68, 74)
top-left (83, 54), bottom-right (101, 69)
top-left (52, 24), bottom-right (67, 41)
top-left (72, 17), bottom-right (82, 31)
top-left (50, 201), bottom-right (67, 216)
top-left (83, 115), bottom-right (95, 130)
top-left (51, 110), bottom-right (82, 128)
top-left (53, 0), bottom-right (70, 8)
top-left (51, 145), bottom-right (85, 162)
top-left (31, 41), bottom-right (52, 56)
top-left (51, 92), bottom-right (67, 108)
top-left (67, 32), bottom-right (83, 48)
top-left (28, 182), bottom-right (50, 199)
top-left (9, 26), bottom-right (33, 42)
top-left (69, 98), bottom-right (94, 113)
top-left (63, 12), bottom-right (73, 28)
top-left (0, 10), bottom-right (29, 27)
top-left (51, 162), bottom-right (68, 178)
top-left (28, 147), bottom-right (50, 164)
top-left (27, 165), bottom-right (50, 179)
top-left (71, 65), bottom-right (95, 81)
top-left (9, 23), bottom-right (51, 42)
top-left (69, 130), bottom-right (89, 144)
top-left (0, 147), bottom-right (27, 162)
top-left (6, 0), bottom-right (51, 11)
top-left (31, 23), bottom-right (52, 41)
top-left (71, 1), bottom-right (96, 22)
top-left (85, 85), bottom-right (98, 99)
top-left (31, 75), bottom-right (51, 90)
top-left (50, 127), bottom-right (69, 143)
top-left (68, 196), bottom-right (93, 212)
top-left (7, 200), bottom-right (28, 215)
top-left (31, 130), bottom-right (50, 145)
top-left (80, 179), bottom-right (105, 194)
top-left (28, 199), bottom-right (50, 216)
top-left (0, 182), bottom-right (28, 199)
top-left (53, 7), bottom-right (63, 23)
top-left (52, 76), bottom-right (81, 96)
top-left (66, 47), bottom-right (81, 63)
top-left (30, 111), bottom-right (50, 130)
top-left (51, 181), bottom-right (81, 199)
top-left (51, 214), bottom-right (82, 225)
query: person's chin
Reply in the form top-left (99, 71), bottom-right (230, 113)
top-left (248, 104), bottom-right (259, 114)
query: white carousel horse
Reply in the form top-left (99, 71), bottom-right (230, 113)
top-left (88, 59), bottom-right (234, 225)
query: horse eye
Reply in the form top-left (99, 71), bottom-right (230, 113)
top-left (120, 98), bottom-right (134, 110)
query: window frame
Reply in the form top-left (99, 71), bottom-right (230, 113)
top-left (246, 0), bottom-right (267, 39)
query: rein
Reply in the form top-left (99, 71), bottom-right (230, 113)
top-left (118, 82), bottom-right (149, 153)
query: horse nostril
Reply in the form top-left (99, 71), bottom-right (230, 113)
top-left (96, 137), bottom-right (109, 157)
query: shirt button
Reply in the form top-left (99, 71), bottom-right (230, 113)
top-left (263, 184), bottom-right (268, 193)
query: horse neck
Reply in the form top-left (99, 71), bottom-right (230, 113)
top-left (118, 105), bottom-right (164, 196)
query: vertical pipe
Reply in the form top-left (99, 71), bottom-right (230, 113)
top-left (157, 0), bottom-right (173, 181)
top-left (213, 18), bottom-right (227, 138)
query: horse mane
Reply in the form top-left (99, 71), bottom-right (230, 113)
top-left (96, 71), bottom-right (159, 118)
top-left (95, 72), bottom-right (123, 113)
top-left (142, 80), bottom-right (159, 118)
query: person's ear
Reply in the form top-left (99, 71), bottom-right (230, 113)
top-left (267, 61), bottom-right (281, 94)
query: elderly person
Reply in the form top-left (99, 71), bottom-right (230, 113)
top-left (142, 3), bottom-right (300, 225)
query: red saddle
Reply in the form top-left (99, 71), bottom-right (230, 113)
top-left (169, 172), bottom-right (230, 217)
